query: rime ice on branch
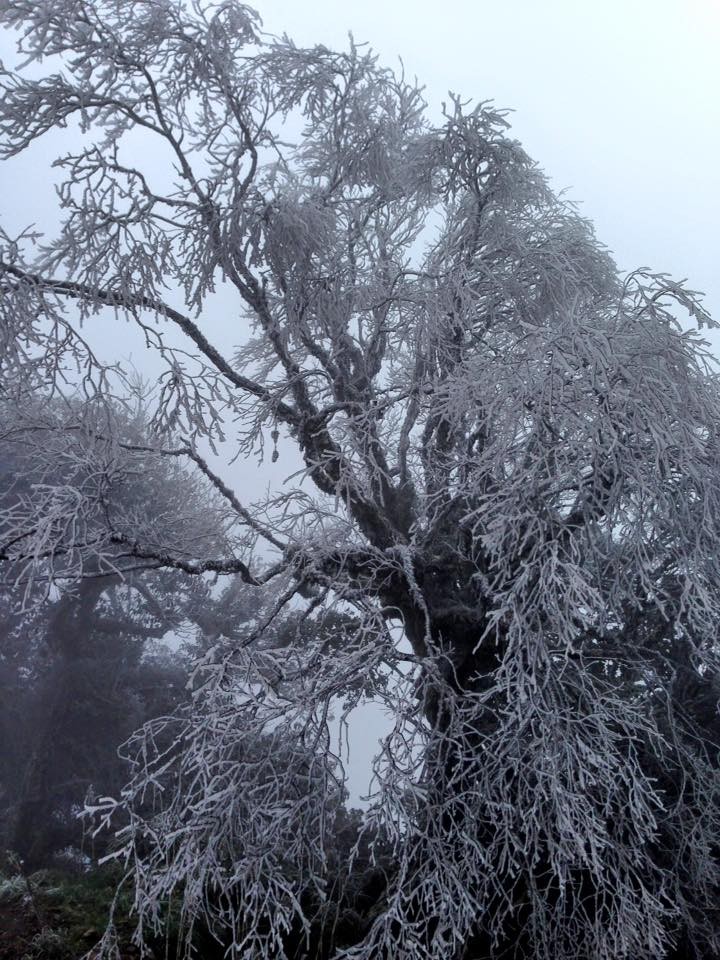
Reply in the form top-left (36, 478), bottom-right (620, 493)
top-left (2, 2), bottom-right (720, 958)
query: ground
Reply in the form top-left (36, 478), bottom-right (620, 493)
top-left (0, 867), bottom-right (144, 960)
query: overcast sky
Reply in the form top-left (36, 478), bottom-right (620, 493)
top-left (1, 0), bottom-right (719, 801)
top-left (260, 0), bottom-right (720, 326)
top-left (2, 1), bottom-right (717, 342)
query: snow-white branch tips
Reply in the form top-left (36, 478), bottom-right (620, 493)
top-left (2, 1), bottom-right (720, 958)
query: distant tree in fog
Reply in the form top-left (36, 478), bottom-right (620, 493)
top-left (0, 408), bottom-right (213, 866)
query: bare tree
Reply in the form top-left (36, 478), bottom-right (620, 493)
top-left (0, 407), bottom-right (219, 868)
top-left (2, 2), bottom-right (720, 957)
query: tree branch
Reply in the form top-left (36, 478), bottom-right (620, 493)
top-left (0, 261), bottom-right (299, 423)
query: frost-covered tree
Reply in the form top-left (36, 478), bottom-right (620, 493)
top-left (0, 401), bottom-right (227, 866)
top-left (2, 2), bottom-right (720, 957)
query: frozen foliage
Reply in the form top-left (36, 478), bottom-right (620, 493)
top-left (2, 2), bottom-right (720, 957)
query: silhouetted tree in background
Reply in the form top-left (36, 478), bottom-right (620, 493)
top-left (0, 575), bottom-right (190, 867)
top-left (0, 405), bottom-right (216, 866)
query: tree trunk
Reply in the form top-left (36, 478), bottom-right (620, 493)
top-left (11, 580), bottom-right (105, 867)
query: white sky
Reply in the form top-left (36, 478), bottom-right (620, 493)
top-left (2, 0), bottom-right (719, 315)
top-left (1, 0), bottom-right (719, 801)
top-left (260, 0), bottom-right (720, 326)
